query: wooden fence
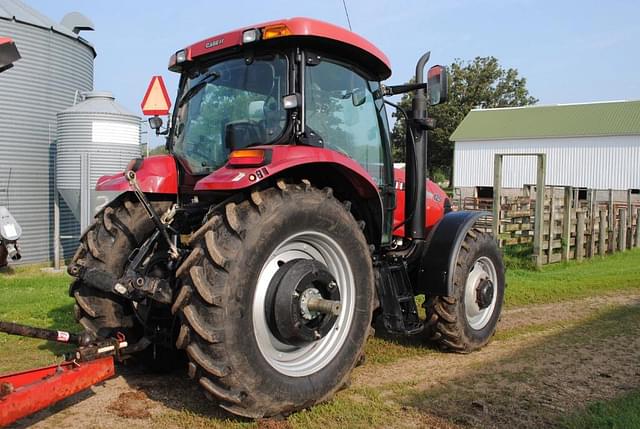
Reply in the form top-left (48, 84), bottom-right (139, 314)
top-left (458, 188), bottom-right (640, 266)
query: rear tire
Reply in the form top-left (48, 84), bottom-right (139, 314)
top-left (424, 229), bottom-right (504, 352)
top-left (174, 181), bottom-right (374, 418)
top-left (69, 196), bottom-right (172, 347)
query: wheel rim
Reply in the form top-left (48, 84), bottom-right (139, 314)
top-left (463, 256), bottom-right (498, 330)
top-left (252, 231), bottom-right (355, 377)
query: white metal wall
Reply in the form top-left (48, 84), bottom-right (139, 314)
top-left (453, 135), bottom-right (640, 190)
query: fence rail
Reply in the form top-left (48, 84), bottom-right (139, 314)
top-left (457, 187), bottom-right (640, 266)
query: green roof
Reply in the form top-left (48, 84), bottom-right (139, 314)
top-left (450, 100), bottom-right (640, 141)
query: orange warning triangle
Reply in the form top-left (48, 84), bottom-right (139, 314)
top-left (141, 76), bottom-right (172, 116)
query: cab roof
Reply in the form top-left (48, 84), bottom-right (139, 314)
top-left (170, 17), bottom-right (392, 80)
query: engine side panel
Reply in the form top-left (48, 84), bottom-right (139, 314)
top-left (392, 168), bottom-right (447, 238)
top-left (95, 155), bottom-right (178, 194)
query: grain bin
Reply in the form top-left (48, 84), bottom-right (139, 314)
top-left (56, 91), bottom-right (141, 232)
top-left (0, 0), bottom-right (95, 263)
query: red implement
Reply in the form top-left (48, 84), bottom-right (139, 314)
top-left (0, 357), bottom-right (115, 427)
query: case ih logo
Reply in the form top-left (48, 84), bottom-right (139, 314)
top-left (205, 38), bottom-right (224, 49)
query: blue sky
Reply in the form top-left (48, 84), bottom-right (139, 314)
top-left (27, 0), bottom-right (640, 147)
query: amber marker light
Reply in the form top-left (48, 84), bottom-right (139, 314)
top-left (227, 149), bottom-right (270, 167)
top-left (262, 24), bottom-right (291, 40)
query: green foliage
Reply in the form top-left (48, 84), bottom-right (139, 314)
top-left (503, 244), bottom-right (536, 270)
top-left (390, 56), bottom-right (538, 180)
top-left (148, 145), bottom-right (168, 156)
top-left (560, 390), bottom-right (640, 429)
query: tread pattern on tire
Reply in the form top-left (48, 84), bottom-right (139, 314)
top-left (174, 180), bottom-right (371, 418)
top-left (424, 228), bottom-right (504, 353)
top-left (69, 196), bottom-right (172, 338)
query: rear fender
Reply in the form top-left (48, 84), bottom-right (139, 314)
top-left (195, 145), bottom-right (383, 244)
top-left (95, 155), bottom-right (178, 194)
top-left (194, 145), bottom-right (379, 198)
top-left (418, 211), bottom-right (491, 296)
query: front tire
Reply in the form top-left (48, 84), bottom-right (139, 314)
top-left (174, 180), bottom-right (374, 418)
top-left (424, 229), bottom-right (505, 352)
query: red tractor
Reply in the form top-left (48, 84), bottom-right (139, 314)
top-left (68, 18), bottom-right (504, 418)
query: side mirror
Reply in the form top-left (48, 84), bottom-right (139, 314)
top-left (427, 65), bottom-right (449, 105)
top-left (351, 88), bottom-right (366, 107)
top-left (282, 93), bottom-right (300, 110)
top-left (148, 116), bottom-right (163, 131)
top-left (0, 38), bottom-right (21, 74)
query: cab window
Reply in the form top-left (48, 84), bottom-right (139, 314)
top-left (304, 58), bottom-right (386, 185)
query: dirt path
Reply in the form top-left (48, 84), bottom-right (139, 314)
top-left (14, 292), bottom-right (640, 429)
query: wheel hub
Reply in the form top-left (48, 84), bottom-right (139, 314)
top-left (265, 259), bottom-right (341, 346)
top-left (475, 278), bottom-right (494, 309)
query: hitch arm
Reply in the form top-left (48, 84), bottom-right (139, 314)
top-left (125, 169), bottom-right (179, 259)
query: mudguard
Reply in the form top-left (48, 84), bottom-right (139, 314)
top-left (419, 210), bottom-right (492, 296)
top-left (194, 145), bottom-right (380, 199)
top-left (95, 155), bottom-right (178, 194)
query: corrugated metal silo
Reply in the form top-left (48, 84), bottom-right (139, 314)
top-left (0, 0), bottom-right (95, 263)
top-left (56, 91), bottom-right (141, 232)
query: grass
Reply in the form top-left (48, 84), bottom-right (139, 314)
top-left (0, 267), bottom-right (75, 371)
top-left (504, 247), bottom-right (640, 308)
top-left (1, 248), bottom-right (639, 372)
top-left (0, 249), bottom-right (638, 428)
top-left (560, 390), bottom-right (640, 429)
top-left (400, 304), bottom-right (640, 428)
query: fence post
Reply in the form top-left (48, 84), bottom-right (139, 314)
top-left (587, 189), bottom-right (596, 257)
top-left (492, 154), bottom-right (502, 244)
top-left (562, 186), bottom-right (573, 262)
top-left (608, 189), bottom-right (615, 252)
top-left (598, 208), bottom-right (607, 256)
top-left (576, 210), bottom-right (586, 261)
top-left (636, 207), bottom-right (640, 248)
top-left (533, 154), bottom-right (546, 267)
top-left (547, 191), bottom-right (556, 264)
top-left (619, 208), bottom-right (627, 251)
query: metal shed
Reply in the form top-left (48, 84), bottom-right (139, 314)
top-left (451, 100), bottom-right (640, 197)
top-left (0, 0), bottom-right (95, 263)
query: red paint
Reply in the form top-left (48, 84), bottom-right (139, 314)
top-left (195, 145), bottom-right (379, 198)
top-left (141, 75), bottom-right (172, 116)
top-left (0, 37), bottom-right (13, 45)
top-left (0, 357), bottom-right (115, 427)
top-left (181, 17), bottom-right (391, 79)
top-left (392, 168), bottom-right (447, 237)
top-left (96, 155), bottom-right (178, 194)
top-left (428, 65), bottom-right (444, 79)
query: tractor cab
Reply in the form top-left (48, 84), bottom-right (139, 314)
top-left (140, 18), bottom-right (448, 245)
top-left (160, 18), bottom-right (395, 190)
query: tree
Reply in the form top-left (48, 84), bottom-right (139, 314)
top-left (390, 56), bottom-right (538, 183)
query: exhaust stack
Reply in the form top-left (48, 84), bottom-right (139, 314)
top-left (404, 52), bottom-right (431, 240)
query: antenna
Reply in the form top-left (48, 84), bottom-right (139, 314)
top-left (341, 0), bottom-right (353, 31)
